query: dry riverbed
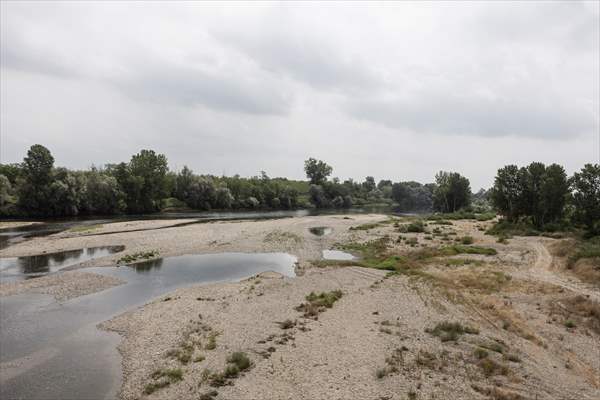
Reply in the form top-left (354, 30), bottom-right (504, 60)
top-left (1, 214), bottom-right (599, 399)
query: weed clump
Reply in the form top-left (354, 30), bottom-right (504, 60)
top-left (277, 319), bottom-right (296, 329)
top-left (144, 368), bottom-right (183, 394)
top-left (117, 250), bottom-right (160, 264)
top-left (460, 236), bottom-right (474, 245)
top-left (227, 352), bottom-right (252, 371)
top-left (426, 321), bottom-right (479, 342)
top-left (296, 290), bottom-right (343, 319)
top-left (442, 245), bottom-right (497, 256)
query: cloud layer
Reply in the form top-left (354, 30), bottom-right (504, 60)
top-left (1, 1), bottom-right (598, 188)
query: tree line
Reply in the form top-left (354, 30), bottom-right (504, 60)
top-left (0, 144), bottom-right (597, 236)
top-left (490, 162), bottom-right (599, 235)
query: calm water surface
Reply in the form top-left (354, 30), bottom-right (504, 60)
top-left (0, 246), bottom-right (125, 281)
top-left (0, 252), bottom-right (296, 400)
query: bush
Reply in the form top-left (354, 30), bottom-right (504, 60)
top-left (427, 321), bottom-right (479, 342)
top-left (460, 236), bottom-right (474, 245)
top-left (227, 352), bottom-right (251, 371)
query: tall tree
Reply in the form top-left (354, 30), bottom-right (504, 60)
top-left (490, 165), bottom-right (521, 221)
top-left (17, 144), bottom-right (55, 214)
top-left (570, 164), bottom-right (600, 235)
top-left (126, 150), bottom-right (169, 213)
top-left (433, 171), bottom-right (471, 212)
top-left (304, 158), bottom-right (332, 185)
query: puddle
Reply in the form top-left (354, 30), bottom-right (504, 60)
top-left (0, 246), bottom-right (125, 281)
top-left (0, 252), bottom-right (296, 400)
top-left (322, 249), bottom-right (355, 260)
top-left (309, 226), bottom-right (332, 236)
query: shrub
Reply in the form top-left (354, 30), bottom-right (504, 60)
top-left (305, 290), bottom-right (343, 308)
top-left (460, 236), bottom-right (474, 245)
top-left (227, 352), bottom-right (251, 371)
top-left (427, 321), bottom-right (479, 342)
top-left (474, 348), bottom-right (489, 359)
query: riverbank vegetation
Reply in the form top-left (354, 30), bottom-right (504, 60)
top-left (1, 144), bottom-right (597, 240)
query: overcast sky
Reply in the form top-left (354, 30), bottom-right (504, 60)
top-left (1, 1), bottom-right (598, 189)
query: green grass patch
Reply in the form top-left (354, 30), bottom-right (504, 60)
top-left (427, 212), bottom-right (495, 221)
top-left (441, 245), bottom-right (497, 256)
top-left (567, 236), bottom-right (600, 267)
top-left (397, 220), bottom-right (426, 233)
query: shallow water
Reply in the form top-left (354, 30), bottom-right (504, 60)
top-left (0, 246), bottom-right (125, 281)
top-left (0, 252), bottom-right (296, 400)
top-left (309, 226), bottom-right (332, 236)
top-left (322, 249), bottom-right (356, 260)
top-left (0, 205), bottom-right (396, 250)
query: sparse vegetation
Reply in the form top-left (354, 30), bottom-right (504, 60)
top-left (460, 235), bottom-right (474, 245)
top-left (264, 230), bottom-right (303, 244)
top-left (426, 321), bottom-right (479, 342)
top-left (144, 368), bottom-right (183, 394)
top-left (296, 290), bottom-right (343, 319)
top-left (441, 245), bottom-right (497, 256)
top-left (277, 319), bottom-right (296, 329)
top-left (117, 250), bottom-right (160, 264)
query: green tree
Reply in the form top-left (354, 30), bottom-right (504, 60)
top-left (118, 150), bottom-right (169, 213)
top-left (433, 171), bottom-right (471, 212)
top-left (0, 174), bottom-right (12, 208)
top-left (363, 176), bottom-right (376, 192)
top-left (83, 168), bottom-right (125, 214)
top-left (490, 165), bottom-right (522, 221)
top-left (304, 158), bottom-right (332, 185)
top-left (540, 163), bottom-right (568, 224)
top-left (17, 144), bottom-right (55, 214)
top-left (570, 164), bottom-right (600, 235)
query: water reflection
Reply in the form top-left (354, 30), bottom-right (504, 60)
top-left (0, 246), bottom-right (125, 281)
top-left (0, 252), bottom-right (296, 400)
top-left (132, 258), bottom-right (164, 273)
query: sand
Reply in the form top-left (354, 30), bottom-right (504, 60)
top-left (2, 214), bottom-right (599, 399)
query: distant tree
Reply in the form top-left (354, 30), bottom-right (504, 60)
top-left (83, 168), bottom-right (125, 214)
top-left (570, 164), bottom-right (600, 235)
top-left (377, 179), bottom-right (392, 190)
top-left (363, 176), bottom-right (376, 192)
top-left (47, 168), bottom-right (83, 216)
top-left (0, 163), bottom-right (22, 185)
top-left (309, 184), bottom-right (329, 208)
top-left (174, 166), bottom-right (194, 200)
top-left (432, 172), bottom-right (471, 213)
top-left (17, 144), bottom-right (55, 214)
top-left (491, 162), bottom-right (569, 228)
top-left (0, 174), bottom-right (11, 207)
top-left (540, 164), bottom-right (568, 224)
top-left (304, 158), bottom-right (332, 185)
top-left (186, 177), bottom-right (217, 210)
top-left (490, 165), bottom-right (521, 221)
top-left (392, 181), bottom-right (433, 211)
top-left (214, 186), bottom-right (234, 209)
top-left (123, 149), bottom-right (169, 213)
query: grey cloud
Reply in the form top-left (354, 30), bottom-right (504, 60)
top-left (113, 63), bottom-right (292, 116)
top-left (217, 30), bottom-right (383, 92)
top-left (346, 91), bottom-right (598, 139)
